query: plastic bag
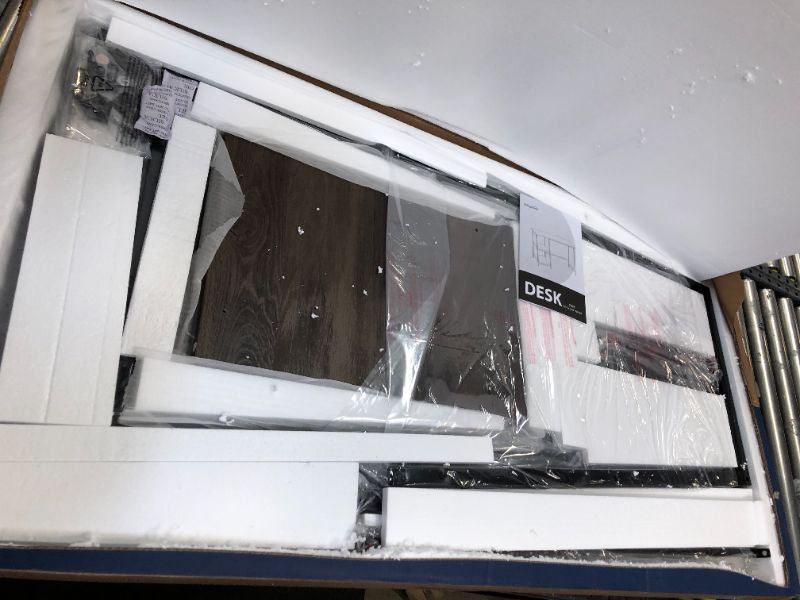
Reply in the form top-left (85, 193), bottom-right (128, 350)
top-left (56, 19), bottom-right (161, 157)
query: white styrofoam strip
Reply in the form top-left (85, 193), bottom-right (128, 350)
top-left (0, 461), bottom-right (358, 549)
top-left (0, 424), bottom-right (493, 463)
top-left (122, 116), bottom-right (216, 355)
top-left (710, 288), bottom-right (784, 585)
top-left (129, 355), bottom-right (507, 434)
top-left (382, 488), bottom-right (769, 551)
top-left (518, 486), bottom-right (754, 501)
top-left (533, 362), bottom-right (737, 467)
top-left (0, 135), bottom-right (142, 426)
top-left (105, 16), bottom-right (487, 188)
top-left (187, 84), bottom-right (509, 224)
top-left (48, 141), bottom-right (142, 425)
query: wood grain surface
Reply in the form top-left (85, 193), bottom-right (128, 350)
top-left (413, 216), bottom-right (526, 418)
top-left (195, 135), bottom-right (523, 419)
top-left (195, 135), bottom-right (387, 385)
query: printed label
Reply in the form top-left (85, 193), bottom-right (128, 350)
top-left (518, 194), bottom-right (586, 322)
top-left (133, 85), bottom-right (175, 139)
top-left (162, 70), bottom-right (199, 117)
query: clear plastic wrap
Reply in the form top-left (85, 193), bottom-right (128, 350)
top-left (55, 19), bottom-right (162, 157)
top-left (115, 71), bottom-right (742, 487)
top-left (0, 1), bottom-right (775, 587)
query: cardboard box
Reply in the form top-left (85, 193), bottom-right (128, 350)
top-left (0, 1), bottom-right (796, 596)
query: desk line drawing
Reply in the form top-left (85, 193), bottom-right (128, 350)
top-left (532, 228), bottom-right (576, 275)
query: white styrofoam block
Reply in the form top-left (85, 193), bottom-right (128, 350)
top-left (710, 287), bottom-right (785, 585)
top-left (522, 363), bottom-right (562, 435)
top-left (532, 362), bottom-right (737, 467)
top-left (584, 242), bottom-right (715, 356)
top-left (0, 135), bottom-right (142, 425)
top-left (187, 84), bottom-right (509, 224)
top-left (105, 16), bottom-right (487, 189)
top-left (122, 117), bottom-right (216, 355)
top-left (129, 356), bottom-right (506, 434)
top-left (382, 488), bottom-right (769, 551)
top-left (0, 461), bottom-right (358, 549)
top-left (0, 424), bottom-right (493, 464)
top-left (48, 143), bottom-right (142, 425)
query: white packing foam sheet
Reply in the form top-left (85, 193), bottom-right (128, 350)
top-left (122, 116), bottom-right (216, 355)
top-left (129, 355), bottom-right (507, 434)
top-left (0, 135), bottom-right (142, 425)
top-left (539, 362), bottom-right (737, 467)
top-left (519, 242), bottom-right (715, 437)
top-left (0, 461), bottom-right (358, 549)
top-left (584, 242), bottom-right (715, 356)
top-left (382, 487), bottom-right (769, 552)
top-left (104, 16), bottom-right (487, 189)
top-left (101, 5), bottom-right (680, 270)
top-left (118, 1), bottom-right (800, 281)
top-left (0, 424), bottom-right (493, 464)
top-left (187, 84), bottom-right (509, 225)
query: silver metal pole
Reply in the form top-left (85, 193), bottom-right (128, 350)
top-left (794, 255), bottom-right (800, 281)
top-left (797, 305), bottom-right (800, 339)
top-left (765, 260), bottom-right (780, 271)
top-left (779, 297), bottom-right (800, 412)
top-left (760, 288), bottom-right (800, 475)
top-left (780, 256), bottom-right (797, 280)
top-left (0, 0), bottom-right (22, 67)
top-left (742, 280), bottom-right (800, 565)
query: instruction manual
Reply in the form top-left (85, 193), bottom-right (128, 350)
top-left (518, 194), bottom-right (586, 322)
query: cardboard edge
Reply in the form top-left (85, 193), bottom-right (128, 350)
top-left (713, 272), bottom-right (760, 407)
top-left (0, 0), bottom-right (33, 103)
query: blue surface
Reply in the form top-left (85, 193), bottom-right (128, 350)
top-left (0, 546), bottom-right (794, 596)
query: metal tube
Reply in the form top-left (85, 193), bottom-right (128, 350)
top-left (0, 0), bottom-right (23, 67)
top-left (742, 279), bottom-right (800, 566)
top-left (794, 255), bottom-right (800, 280)
top-left (797, 305), bottom-right (800, 338)
top-left (779, 297), bottom-right (800, 409)
top-left (760, 288), bottom-right (800, 475)
top-left (764, 260), bottom-right (780, 271)
top-left (780, 256), bottom-right (797, 280)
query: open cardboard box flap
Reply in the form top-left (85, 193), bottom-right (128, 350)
top-left (115, 0), bottom-right (800, 282)
top-left (6, 0), bottom-right (796, 282)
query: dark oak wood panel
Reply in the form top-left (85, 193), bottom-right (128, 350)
top-left (195, 135), bottom-right (387, 386)
top-left (413, 216), bottom-right (526, 418)
top-left (195, 135), bottom-right (523, 419)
